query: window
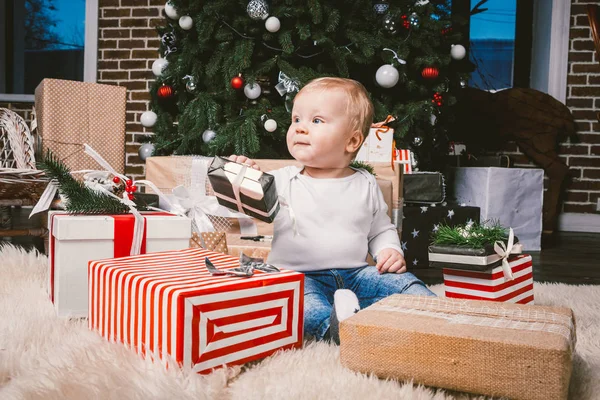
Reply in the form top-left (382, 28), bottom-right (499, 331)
top-left (0, 0), bottom-right (98, 102)
top-left (469, 0), bottom-right (518, 91)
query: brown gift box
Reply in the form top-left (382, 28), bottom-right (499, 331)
top-left (226, 234), bottom-right (272, 260)
top-left (190, 231), bottom-right (228, 254)
top-left (35, 79), bottom-right (126, 174)
top-left (340, 295), bottom-right (575, 400)
top-left (145, 156), bottom-right (402, 236)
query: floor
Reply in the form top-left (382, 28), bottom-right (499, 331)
top-left (2, 206), bottom-right (599, 286)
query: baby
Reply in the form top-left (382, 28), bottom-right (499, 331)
top-left (230, 77), bottom-right (434, 344)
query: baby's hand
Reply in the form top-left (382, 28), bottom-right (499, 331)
top-left (376, 248), bottom-right (407, 274)
top-left (228, 155), bottom-right (261, 171)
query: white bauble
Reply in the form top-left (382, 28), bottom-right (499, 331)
top-left (375, 64), bottom-right (399, 88)
top-left (265, 16), bottom-right (281, 32)
top-left (202, 129), bottom-right (217, 143)
top-left (140, 111), bottom-right (157, 128)
top-left (138, 143), bottom-right (155, 161)
top-left (152, 58), bottom-right (169, 77)
top-left (264, 119), bottom-right (277, 132)
top-left (179, 15), bottom-right (193, 30)
top-left (164, 2), bottom-right (179, 19)
top-left (165, 1), bottom-right (179, 19)
top-left (451, 44), bottom-right (466, 60)
top-left (244, 83), bottom-right (262, 99)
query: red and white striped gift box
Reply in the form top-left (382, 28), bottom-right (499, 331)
top-left (394, 148), bottom-right (413, 174)
top-left (88, 247), bottom-right (304, 374)
top-left (442, 254), bottom-right (534, 304)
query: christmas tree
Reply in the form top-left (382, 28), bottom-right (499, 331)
top-left (144, 0), bottom-right (471, 171)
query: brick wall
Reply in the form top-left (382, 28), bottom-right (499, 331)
top-left (2, 0), bottom-right (599, 214)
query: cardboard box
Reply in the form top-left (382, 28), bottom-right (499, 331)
top-left (35, 79), bottom-right (126, 174)
top-left (89, 247), bottom-right (304, 374)
top-left (340, 294), bottom-right (575, 400)
top-left (48, 211), bottom-right (191, 317)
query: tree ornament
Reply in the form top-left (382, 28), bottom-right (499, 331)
top-left (421, 66), bottom-right (439, 79)
top-left (441, 26), bottom-right (453, 36)
top-left (183, 75), bottom-right (197, 92)
top-left (264, 119), bottom-right (277, 132)
top-left (414, 0), bottom-right (429, 6)
top-left (202, 129), bottom-right (217, 143)
top-left (140, 111), bottom-right (157, 127)
top-left (432, 92), bottom-right (443, 106)
top-left (373, 0), bottom-right (389, 15)
top-left (460, 79), bottom-right (467, 88)
top-left (179, 15), bottom-right (193, 30)
top-left (152, 58), bottom-right (169, 77)
top-left (112, 176), bottom-right (121, 184)
top-left (247, 0), bottom-right (269, 20)
top-left (265, 16), bottom-right (280, 32)
top-left (164, 1), bottom-right (178, 20)
top-left (451, 44), bottom-right (466, 60)
top-left (401, 14), bottom-right (411, 30)
top-left (231, 75), bottom-right (244, 90)
top-left (376, 64), bottom-right (399, 88)
top-left (157, 84), bottom-right (174, 99)
top-left (244, 83), bottom-right (262, 99)
top-left (413, 136), bottom-right (423, 147)
top-left (382, 14), bottom-right (398, 34)
top-left (161, 31), bottom-right (178, 57)
top-left (126, 179), bottom-right (133, 187)
top-left (138, 143), bottom-right (155, 161)
top-left (408, 12), bottom-right (420, 28)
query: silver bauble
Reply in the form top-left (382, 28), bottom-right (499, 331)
top-left (247, 0), bottom-right (269, 20)
top-left (185, 76), bottom-right (197, 92)
top-left (138, 143), bottom-right (155, 161)
top-left (202, 129), bottom-right (217, 143)
top-left (413, 136), bottom-right (423, 147)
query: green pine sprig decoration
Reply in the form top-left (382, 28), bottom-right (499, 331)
top-left (432, 221), bottom-right (509, 249)
top-left (38, 150), bottom-right (142, 215)
top-left (350, 160), bottom-right (376, 176)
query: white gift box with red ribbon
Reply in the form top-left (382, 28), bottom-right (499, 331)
top-left (442, 254), bottom-right (534, 304)
top-left (48, 211), bottom-right (191, 318)
top-left (356, 126), bottom-right (394, 163)
top-left (88, 247), bottom-right (304, 374)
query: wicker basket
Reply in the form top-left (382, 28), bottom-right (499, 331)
top-left (0, 108), bottom-right (49, 204)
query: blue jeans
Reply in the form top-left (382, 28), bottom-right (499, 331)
top-left (303, 266), bottom-right (435, 341)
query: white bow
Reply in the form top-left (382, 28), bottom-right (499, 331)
top-left (493, 228), bottom-right (523, 281)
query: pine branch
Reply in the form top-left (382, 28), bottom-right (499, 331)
top-left (432, 221), bottom-right (509, 248)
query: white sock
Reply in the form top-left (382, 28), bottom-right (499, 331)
top-left (334, 289), bottom-right (360, 322)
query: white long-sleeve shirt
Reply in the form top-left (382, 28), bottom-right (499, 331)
top-left (266, 166), bottom-right (402, 272)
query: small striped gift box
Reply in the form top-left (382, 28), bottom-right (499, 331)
top-left (394, 148), bottom-right (413, 174)
top-left (442, 254), bottom-right (534, 304)
top-left (88, 248), bottom-right (304, 374)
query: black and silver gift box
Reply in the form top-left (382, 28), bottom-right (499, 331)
top-left (207, 156), bottom-right (280, 223)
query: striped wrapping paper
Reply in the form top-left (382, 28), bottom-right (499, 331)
top-left (442, 254), bottom-right (534, 304)
top-left (88, 247), bottom-right (304, 374)
top-left (394, 148), bottom-right (413, 174)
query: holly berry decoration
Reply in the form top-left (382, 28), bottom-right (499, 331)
top-left (432, 92), bottom-right (443, 107)
top-left (422, 66), bottom-right (439, 79)
top-left (400, 14), bottom-right (410, 30)
top-left (112, 176), bottom-right (121, 184)
top-left (157, 84), bottom-right (174, 99)
top-left (231, 75), bottom-right (244, 90)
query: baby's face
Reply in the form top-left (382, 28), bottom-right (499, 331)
top-left (287, 88), bottom-right (355, 169)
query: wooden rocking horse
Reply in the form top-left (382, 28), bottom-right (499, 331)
top-left (451, 87), bottom-right (577, 237)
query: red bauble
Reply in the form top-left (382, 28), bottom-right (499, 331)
top-left (157, 84), bottom-right (174, 99)
top-left (231, 75), bottom-right (244, 90)
top-left (422, 67), bottom-right (439, 79)
top-left (112, 176), bottom-right (120, 184)
top-left (401, 14), bottom-right (410, 30)
top-left (432, 92), bottom-right (443, 106)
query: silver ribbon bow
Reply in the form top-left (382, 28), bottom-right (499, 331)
top-left (204, 253), bottom-right (280, 278)
top-left (161, 31), bottom-right (178, 58)
top-left (275, 71), bottom-right (300, 96)
top-left (493, 228), bottom-right (523, 281)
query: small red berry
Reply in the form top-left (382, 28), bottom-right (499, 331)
top-left (112, 177), bottom-right (120, 184)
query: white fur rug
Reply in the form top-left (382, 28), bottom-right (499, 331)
top-left (1, 244), bottom-right (598, 400)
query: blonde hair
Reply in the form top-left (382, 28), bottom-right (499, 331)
top-left (296, 77), bottom-right (374, 138)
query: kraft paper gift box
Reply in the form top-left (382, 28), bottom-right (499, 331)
top-left (442, 254), bottom-right (535, 304)
top-left (145, 156), bottom-right (402, 235)
top-left (355, 125), bottom-right (394, 163)
top-left (207, 157), bottom-right (280, 223)
top-left (88, 247), bottom-right (304, 374)
top-left (35, 79), bottom-right (126, 174)
top-left (448, 167), bottom-right (544, 251)
top-left (340, 295), bottom-right (575, 400)
top-left (48, 211), bottom-right (191, 318)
